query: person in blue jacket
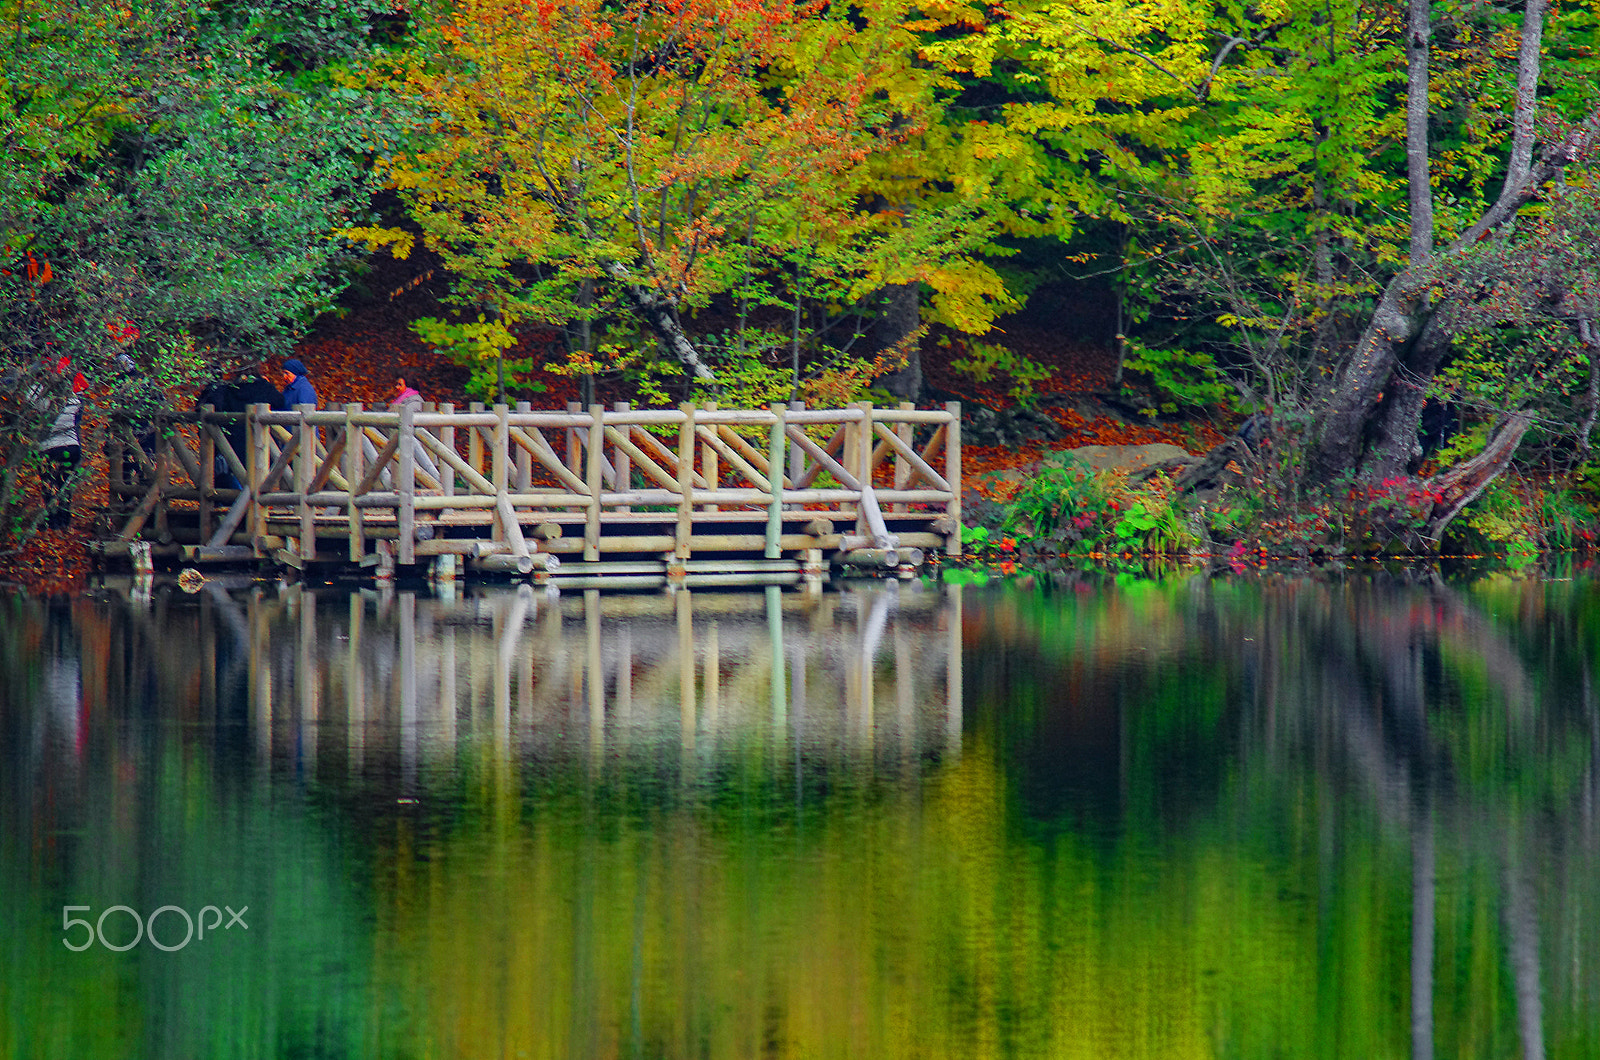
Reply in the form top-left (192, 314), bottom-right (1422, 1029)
top-left (277, 358), bottom-right (319, 410)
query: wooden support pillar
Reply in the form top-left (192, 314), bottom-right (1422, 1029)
top-left (701, 400), bottom-right (718, 512)
top-left (468, 401), bottom-right (485, 477)
top-left (250, 404), bottom-right (270, 555)
top-left (295, 403), bottom-right (315, 561)
top-left (107, 426), bottom-right (125, 504)
top-left (439, 403), bottom-right (456, 499)
top-left (788, 400), bottom-right (805, 502)
top-left (611, 401), bottom-right (631, 512)
top-left (611, 400), bottom-right (630, 512)
top-left (675, 402), bottom-right (695, 560)
top-left (152, 436), bottom-right (173, 544)
top-left (563, 400), bottom-right (583, 514)
top-left (397, 401), bottom-right (416, 566)
top-left (765, 403), bottom-right (786, 559)
top-left (854, 402), bottom-right (874, 544)
top-left (492, 403), bottom-right (509, 550)
top-left (199, 404), bottom-right (216, 541)
top-left (945, 401), bottom-right (962, 556)
top-left (344, 403), bottom-right (365, 561)
top-left (585, 404), bottom-right (604, 562)
top-left (893, 402), bottom-right (913, 514)
top-left (566, 400), bottom-right (582, 473)
top-left (514, 400), bottom-right (532, 490)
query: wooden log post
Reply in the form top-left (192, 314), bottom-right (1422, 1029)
top-left (612, 401), bottom-right (631, 512)
top-left (566, 400), bottom-right (584, 514)
top-left (250, 404), bottom-right (270, 555)
top-left (701, 400), bottom-right (719, 512)
top-left (788, 400), bottom-right (806, 505)
top-left (765, 403), bottom-right (786, 559)
top-left (894, 402), bottom-right (913, 514)
top-left (676, 402), bottom-right (695, 561)
top-left (295, 404), bottom-right (316, 560)
top-left (344, 404), bottom-right (365, 561)
top-left (585, 404), bottom-right (604, 562)
top-left (468, 401), bottom-right (485, 478)
top-left (492, 403), bottom-right (509, 551)
top-left (855, 402), bottom-right (874, 545)
top-left (439, 403), bottom-right (455, 499)
top-left (514, 400), bottom-right (532, 490)
top-left (199, 405), bottom-right (216, 541)
top-left (397, 401), bottom-right (416, 565)
top-left (945, 401), bottom-right (962, 556)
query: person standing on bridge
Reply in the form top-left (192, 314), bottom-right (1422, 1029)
top-left (389, 369), bottom-right (423, 415)
top-left (30, 354), bottom-right (87, 529)
top-left (277, 358), bottom-right (318, 411)
top-left (388, 368), bottom-right (441, 488)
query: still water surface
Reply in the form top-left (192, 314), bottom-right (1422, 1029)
top-left (2, 576), bottom-right (1597, 1059)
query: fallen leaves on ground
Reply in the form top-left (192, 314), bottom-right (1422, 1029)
top-left (1, 266), bottom-right (1222, 593)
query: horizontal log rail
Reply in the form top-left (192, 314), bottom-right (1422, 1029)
top-left (98, 400), bottom-right (963, 576)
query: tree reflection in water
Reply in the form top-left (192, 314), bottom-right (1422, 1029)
top-left (965, 576), bottom-right (1599, 1060)
top-left (1, 576), bottom-right (1596, 1059)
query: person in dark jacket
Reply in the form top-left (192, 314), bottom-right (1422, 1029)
top-left (199, 367), bottom-right (281, 489)
top-left (277, 358), bottom-right (318, 410)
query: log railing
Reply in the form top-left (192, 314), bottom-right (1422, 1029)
top-left (101, 401), bottom-right (962, 574)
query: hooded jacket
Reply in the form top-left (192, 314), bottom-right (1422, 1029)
top-left (278, 358), bottom-right (319, 410)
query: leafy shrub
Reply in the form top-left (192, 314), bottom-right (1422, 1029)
top-left (1120, 338), bottom-right (1235, 415)
top-left (987, 458), bottom-right (1197, 567)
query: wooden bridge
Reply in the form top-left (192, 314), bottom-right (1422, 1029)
top-left (91, 400), bottom-right (962, 588)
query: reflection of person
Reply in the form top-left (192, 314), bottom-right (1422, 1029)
top-left (390, 369), bottom-right (423, 414)
top-left (277, 358), bottom-right (318, 410)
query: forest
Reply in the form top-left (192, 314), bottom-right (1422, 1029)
top-left (2, 0), bottom-right (1598, 562)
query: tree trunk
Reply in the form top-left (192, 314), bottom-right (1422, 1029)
top-left (1366, 315), bottom-right (1452, 481)
top-left (1421, 409), bottom-right (1535, 540)
top-left (1298, 0), bottom-right (1598, 508)
top-left (1405, 0), bottom-right (1433, 266)
top-left (874, 283), bottom-right (923, 402)
top-left (602, 261), bottom-right (717, 382)
top-left (1305, 116), bottom-right (1599, 492)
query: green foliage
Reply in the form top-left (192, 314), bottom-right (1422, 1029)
top-left (412, 315), bottom-right (546, 403)
top-left (1120, 338), bottom-right (1236, 415)
top-left (959, 458), bottom-right (1200, 571)
top-left (1442, 479), bottom-right (1600, 565)
top-left (945, 336), bottom-right (1052, 406)
top-left (371, 0), bottom-right (1012, 388)
top-left (1111, 487), bottom-right (1195, 555)
top-left (1, 0), bottom-right (391, 549)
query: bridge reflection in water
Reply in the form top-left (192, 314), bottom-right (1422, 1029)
top-left (167, 581), bottom-right (964, 777)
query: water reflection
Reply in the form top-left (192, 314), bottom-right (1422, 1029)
top-left (224, 581), bottom-right (961, 778)
top-left (1, 576), bottom-right (1597, 1059)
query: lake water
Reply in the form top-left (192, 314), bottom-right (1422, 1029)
top-left (1, 575), bottom-right (1596, 1059)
